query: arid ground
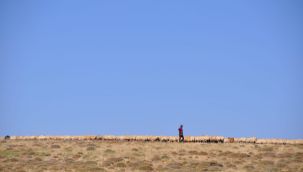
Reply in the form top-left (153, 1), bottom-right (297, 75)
top-left (0, 140), bottom-right (303, 172)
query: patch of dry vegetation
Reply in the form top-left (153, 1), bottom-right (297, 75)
top-left (0, 140), bottom-right (303, 171)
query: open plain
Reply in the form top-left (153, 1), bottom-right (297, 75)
top-left (1, 138), bottom-right (303, 172)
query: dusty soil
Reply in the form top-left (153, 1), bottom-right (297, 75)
top-left (0, 140), bottom-right (303, 171)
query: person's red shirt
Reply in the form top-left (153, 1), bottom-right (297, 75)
top-left (178, 127), bottom-right (183, 136)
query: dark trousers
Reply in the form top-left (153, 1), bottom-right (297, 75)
top-left (179, 135), bottom-right (184, 142)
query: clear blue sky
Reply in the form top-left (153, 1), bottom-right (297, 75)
top-left (1, 1), bottom-right (302, 139)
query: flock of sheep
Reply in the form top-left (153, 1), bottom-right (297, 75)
top-left (1, 135), bottom-right (303, 145)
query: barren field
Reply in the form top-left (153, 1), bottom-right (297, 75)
top-left (0, 140), bottom-right (303, 172)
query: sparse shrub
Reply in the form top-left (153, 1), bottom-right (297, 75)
top-left (261, 152), bottom-right (276, 158)
top-left (244, 164), bottom-right (255, 170)
top-left (64, 158), bottom-right (74, 163)
top-left (276, 159), bottom-right (287, 168)
top-left (87, 167), bottom-right (107, 172)
top-left (198, 151), bottom-right (208, 156)
top-left (254, 145), bottom-right (260, 149)
top-left (151, 155), bottom-right (161, 161)
top-left (128, 160), bottom-right (153, 171)
top-left (51, 145), bottom-right (61, 149)
top-left (34, 157), bottom-right (42, 161)
top-left (179, 149), bottom-right (186, 153)
top-left (188, 150), bottom-right (198, 154)
top-left (196, 162), bottom-right (210, 170)
top-left (1, 149), bottom-right (19, 158)
top-left (104, 149), bottom-right (115, 154)
top-left (161, 154), bottom-right (169, 160)
top-left (103, 157), bottom-right (123, 166)
top-left (181, 161), bottom-right (187, 165)
top-left (33, 143), bottom-right (43, 147)
top-left (209, 161), bottom-right (223, 167)
top-left (234, 160), bottom-right (244, 165)
top-left (85, 160), bottom-right (98, 166)
top-left (15, 168), bottom-right (26, 172)
top-left (87, 143), bottom-right (96, 147)
top-left (41, 152), bottom-right (51, 156)
top-left (132, 148), bottom-right (139, 151)
top-left (259, 146), bottom-right (274, 152)
top-left (207, 166), bottom-right (222, 171)
top-left (295, 152), bottom-right (303, 159)
top-left (155, 146), bottom-right (162, 150)
top-left (225, 162), bottom-right (237, 169)
top-left (178, 152), bottom-right (186, 156)
top-left (73, 154), bottom-right (82, 159)
top-left (87, 146), bottom-right (95, 151)
top-left (134, 161), bottom-right (153, 171)
top-left (259, 160), bottom-right (274, 166)
top-left (65, 147), bottom-right (73, 151)
top-left (195, 161), bottom-right (223, 171)
top-left (166, 162), bottom-right (182, 169)
top-left (295, 144), bottom-right (303, 149)
top-left (9, 158), bottom-right (18, 162)
top-left (103, 160), bottom-right (113, 167)
top-left (139, 165), bottom-right (153, 171)
top-left (227, 152), bottom-right (250, 159)
top-left (132, 152), bottom-right (144, 157)
top-left (27, 151), bottom-right (36, 156)
top-left (171, 151), bottom-right (177, 155)
top-left (208, 151), bottom-right (217, 157)
top-left (116, 162), bottom-right (126, 168)
top-left (277, 152), bottom-right (292, 158)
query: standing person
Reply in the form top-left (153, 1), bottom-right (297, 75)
top-left (178, 125), bottom-right (184, 142)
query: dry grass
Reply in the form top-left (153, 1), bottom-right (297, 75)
top-left (0, 140), bottom-right (303, 171)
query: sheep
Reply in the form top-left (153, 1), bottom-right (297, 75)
top-left (256, 139), bottom-right (266, 144)
top-left (160, 136), bottom-right (170, 142)
top-left (192, 136), bottom-right (209, 143)
top-left (217, 136), bottom-right (225, 143)
top-left (143, 136), bottom-right (150, 141)
top-left (189, 136), bottom-right (197, 142)
top-left (128, 136), bottom-right (137, 141)
top-left (234, 137), bottom-right (244, 143)
top-left (4, 135), bottom-right (303, 145)
top-left (224, 137), bottom-right (234, 143)
top-left (105, 135), bottom-right (113, 141)
top-left (169, 136), bottom-right (178, 142)
top-left (37, 136), bottom-right (46, 140)
top-left (234, 137), bottom-right (256, 144)
top-left (152, 136), bottom-right (160, 142)
top-left (192, 136), bottom-right (199, 142)
top-left (288, 140), bottom-right (303, 145)
top-left (256, 138), bottom-right (287, 144)
top-left (245, 137), bottom-right (257, 143)
top-left (113, 136), bottom-right (122, 141)
top-left (208, 136), bottom-right (224, 143)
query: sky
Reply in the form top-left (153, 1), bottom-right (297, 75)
top-left (1, 1), bottom-right (303, 139)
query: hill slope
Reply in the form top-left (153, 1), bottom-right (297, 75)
top-left (1, 140), bottom-right (303, 171)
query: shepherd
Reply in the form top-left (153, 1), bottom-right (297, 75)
top-left (178, 125), bottom-right (184, 142)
